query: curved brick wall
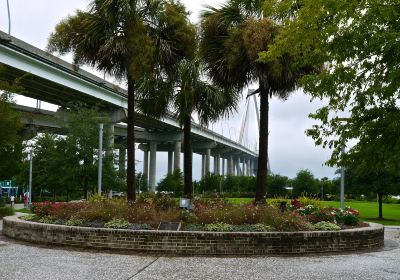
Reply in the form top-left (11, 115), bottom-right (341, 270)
top-left (2, 216), bottom-right (384, 255)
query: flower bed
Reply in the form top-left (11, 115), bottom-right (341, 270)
top-left (24, 196), bottom-right (366, 232)
top-left (3, 216), bottom-right (384, 255)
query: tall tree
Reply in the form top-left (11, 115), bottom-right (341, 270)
top-left (0, 65), bottom-right (24, 180)
top-left (263, 0), bottom-right (400, 181)
top-left (292, 169), bottom-right (318, 196)
top-left (138, 59), bottom-right (239, 198)
top-left (200, 0), bottom-right (310, 202)
top-left (47, 0), bottom-right (195, 201)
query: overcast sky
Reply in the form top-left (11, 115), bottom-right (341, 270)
top-left (0, 0), bottom-right (337, 181)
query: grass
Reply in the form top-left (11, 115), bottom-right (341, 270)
top-left (226, 198), bottom-right (400, 226)
top-left (15, 208), bottom-right (31, 214)
top-left (321, 201), bottom-right (400, 226)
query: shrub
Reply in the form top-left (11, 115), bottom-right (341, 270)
top-left (296, 205), bottom-right (318, 216)
top-left (204, 222), bottom-right (232, 232)
top-left (31, 201), bottom-right (52, 217)
top-left (180, 210), bottom-right (198, 224)
top-left (298, 197), bottom-right (323, 209)
top-left (157, 170), bottom-right (184, 196)
top-left (339, 207), bottom-right (360, 225)
top-left (65, 217), bottom-right (85, 226)
top-left (47, 202), bottom-right (86, 220)
top-left (73, 199), bottom-right (130, 222)
top-left (263, 207), bottom-right (313, 231)
top-left (194, 204), bottom-right (267, 225)
top-left (0, 206), bottom-right (14, 218)
top-left (104, 218), bottom-right (131, 229)
top-left (88, 194), bottom-right (104, 203)
top-left (38, 216), bottom-right (54, 224)
top-left (313, 221), bottom-right (341, 231)
top-left (184, 224), bottom-right (204, 231)
top-left (231, 224), bottom-right (274, 232)
top-left (197, 174), bottom-right (224, 193)
top-left (153, 194), bottom-right (178, 210)
top-left (192, 196), bottom-right (229, 209)
top-left (268, 199), bottom-right (290, 208)
top-left (20, 215), bottom-right (36, 221)
top-left (306, 208), bottom-right (336, 224)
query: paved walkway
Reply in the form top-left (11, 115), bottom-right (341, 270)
top-left (0, 220), bottom-right (399, 280)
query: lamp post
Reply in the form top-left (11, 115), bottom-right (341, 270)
top-left (28, 149), bottom-right (33, 207)
top-left (6, 0), bottom-right (11, 35)
top-left (340, 146), bottom-right (345, 209)
top-left (98, 123), bottom-right (103, 195)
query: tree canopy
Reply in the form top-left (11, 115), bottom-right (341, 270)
top-left (48, 0), bottom-right (196, 201)
top-left (200, 0), bottom-right (315, 202)
top-left (263, 0), bottom-right (400, 173)
top-left (0, 65), bottom-right (24, 180)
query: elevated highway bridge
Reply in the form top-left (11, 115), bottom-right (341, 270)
top-left (0, 30), bottom-right (258, 189)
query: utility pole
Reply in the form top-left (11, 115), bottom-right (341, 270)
top-left (98, 123), bottom-right (103, 195)
top-left (6, 0), bottom-right (11, 35)
top-left (340, 146), bottom-right (345, 209)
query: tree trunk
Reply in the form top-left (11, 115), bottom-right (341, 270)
top-left (378, 192), bottom-right (383, 219)
top-left (183, 114), bottom-right (193, 198)
top-left (83, 172), bottom-right (88, 200)
top-left (255, 82), bottom-right (269, 203)
top-left (127, 76), bottom-right (136, 202)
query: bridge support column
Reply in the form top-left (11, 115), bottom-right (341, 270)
top-left (108, 124), bottom-right (115, 150)
top-left (242, 160), bottom-right (246, 176)
top-left (174, 142), bottom-right (181, 171)
top-left (218, 155), bottom-right (221, 175)
top-left (221, 158), bottom-right (225, 176)
top-left (205, 149), bottom-right (211, 175)
top-left (213, 155), bottom-right (219, 175)
top-left (201, 155), bottom-right (205, 179)
top-left (247, 159), bottom-right (251, 176)
top-left (228, 156), bottom-right (234, 175)
top-left (149, 142), bottom-right (157, 192)
top-left (168, 151), bottom-right (173, 175)
top-left (143, 145), bottom-right (149, 182)
top-left (236, 157), bottom-right (241, 176)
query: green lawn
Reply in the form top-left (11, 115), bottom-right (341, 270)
top-left (226, 198), bottom-right (400, 226)
top-left (321, 201), bottom-right (400, 226)
top-left (15, 208), bottom-right (31, 214)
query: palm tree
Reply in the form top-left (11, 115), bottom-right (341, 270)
top-left (137, 58), bottom-right (239, 198)
top-left (47, 0), bottom-right (196, 201)
top-left (200, 0), bottom-right (311, 203)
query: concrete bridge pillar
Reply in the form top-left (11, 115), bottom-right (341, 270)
top-left (201, 155), bottom-right (205, 179)
top-left (229, 156), bottom-right (234, 175)
top-left (174, 141), bottom-right (181, 171)
top-left (236, 157), bottom-right (241, 176)
top-left (242, 160), bottom-right (246, 176)
top-left (221, 158), bottom-right (225, 176)
top-left (216, 155), bottom-right (221, 175)
top-left (149, 142), bottom-right (158, 192)
top-left (168, 151), bottom-right (173, 175)
top-left (205, 148), bottom-right (211, 175)
top-left (214, 155), bottom-right (220, 175)
top-left (247, 159), bottom-right (251, 176)
top-left (142, 145), bottom-right (149, 182)
top-left (108, 124), bottom-right (115, 149)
